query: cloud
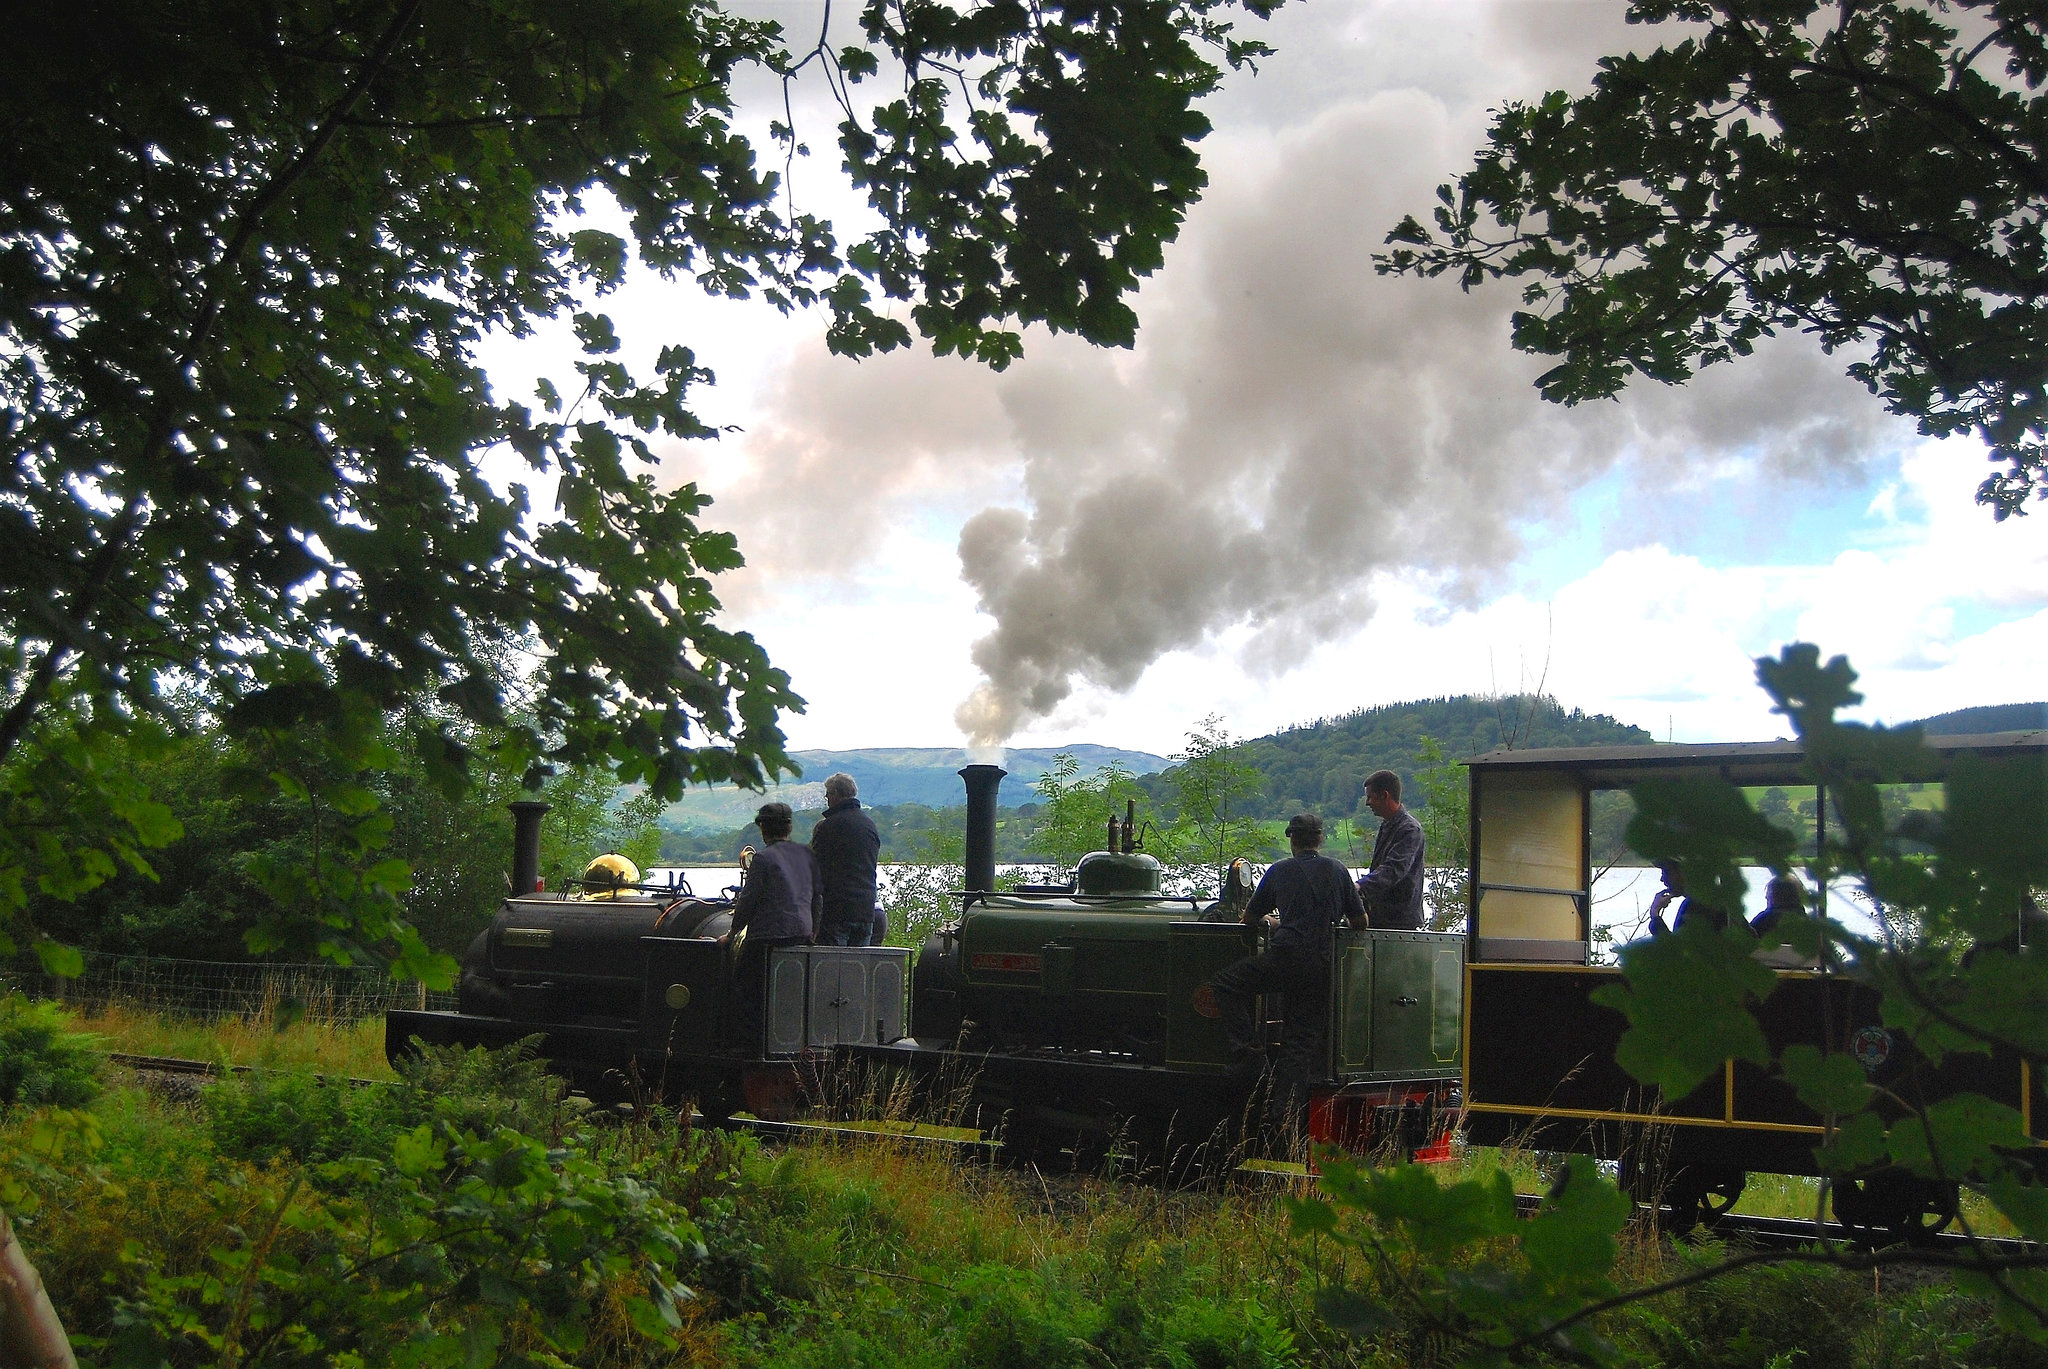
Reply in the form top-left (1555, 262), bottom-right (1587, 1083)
top-left (688, 0), bottom-right (1916, 745)
top-left (943, 82), bottom-right (1901, 744)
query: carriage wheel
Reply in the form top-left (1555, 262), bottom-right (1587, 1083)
top-left (1619, 1158), bottom-right (1745, 1237)
top-left (1832, 1173), bottom-right (1958, 1248)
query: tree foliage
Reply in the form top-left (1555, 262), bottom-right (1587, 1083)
top-left (1025, 752), bottom-right (1151, 878)
top-left (1383, 0), bottom-right (2048, 516)
top-left (0, 0), bottom-right (1278, 974)
top-left (1160, 714), bottom-right (1266, 894)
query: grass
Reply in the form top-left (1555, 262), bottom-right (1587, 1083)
top-left (8, 1008), bottom-right (2046, 1368)
top-left (54, 1000), bottom-right (396, 1079)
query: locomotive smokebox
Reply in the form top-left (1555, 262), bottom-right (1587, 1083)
top-left (959, 764), bottom-right (1006, 893)
top-left (509, 800), bottom-right (551, 895)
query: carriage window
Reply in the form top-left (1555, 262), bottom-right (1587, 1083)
top-left (1475, 770), bottom-right (1585, 943)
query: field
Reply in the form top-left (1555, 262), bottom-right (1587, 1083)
top-left (3, 1002), bottom-right (2043, 1368)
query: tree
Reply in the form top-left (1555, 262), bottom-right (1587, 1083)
top-left (1024, 753), bottom-right (1150, 879)
top-left (1407, 735), bottom-right (1470, 933)
top-left (0, 0), bottom-right (1278, 976)
top-left (1293, 645), bottom-right (2048, 1358)
top-left (1382, 1), bottom-right (2048, 516)
top-left (1163, 714), bottom-right (1265, 895)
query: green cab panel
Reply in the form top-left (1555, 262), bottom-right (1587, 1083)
top-left (1333, 929), bottom-right (1464, 1082)
top-left (1165, 921), bottom-right (1251, 1071)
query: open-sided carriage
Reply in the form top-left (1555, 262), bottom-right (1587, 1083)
top-left (1458, 730), bottom-right (2048, 1239)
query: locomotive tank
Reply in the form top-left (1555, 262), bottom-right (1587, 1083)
top-left (911, 766), bottom-right (1252, 1064)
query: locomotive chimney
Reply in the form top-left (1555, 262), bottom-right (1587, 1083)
top-left (509, 800), bottom-right (550, 896)
top-left (958, 764), bottom-right (1006, 894)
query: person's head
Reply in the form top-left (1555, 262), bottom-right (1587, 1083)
top-left (824, 772), bottom-right (858, 805)
top-left (755, 802), bottom-right (794, 842)
top-left (1284, 813), bottom-right (1324, 852)
top-left (1765, 875), bottom-right (1806, 914)
top-left (1364, 770), bottom-right (1402, 820)
top-left (1658, 862), bottom-right (1686, 894)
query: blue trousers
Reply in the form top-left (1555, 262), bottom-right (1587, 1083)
top-left (1211, 942), bottom-right (1330, 1123)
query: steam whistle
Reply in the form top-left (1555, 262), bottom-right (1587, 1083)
top-left (1121, 800), bottom-right (1137, 854)
top-left (1106, 816), bottom-right (1120, 855)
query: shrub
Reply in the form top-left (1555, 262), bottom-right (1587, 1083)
top-left (200, 1064), bottom-right (408, 1167)
top-left (0, 994), bottom-right (102, 1109)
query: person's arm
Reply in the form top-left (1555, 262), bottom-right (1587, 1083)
top-left (808, 849), bottom-right (824, 941)
top-left (1340, 865), bottom-right (1368, 930)
top-left (730, 863), bottom-right (759, 935)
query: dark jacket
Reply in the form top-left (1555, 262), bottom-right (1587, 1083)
top-left (1246, 852), bottom-right (1366, 962)
top-left (732, 840), bottom-right (822, 943)
top-left (1359, 807), bottom-right (1426, 930)
top-left (811, 798), bottom-right (881, 928)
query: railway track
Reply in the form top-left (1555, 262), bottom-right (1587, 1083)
top-left (104, 1053), bottom-right (2040, 1256)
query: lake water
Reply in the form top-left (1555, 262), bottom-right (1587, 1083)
top-left (647, 861), bottom-right (1883, 948)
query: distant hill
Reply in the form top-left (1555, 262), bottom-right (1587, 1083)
top-left (1910, 702), bottom-right (2048, 735)
top-left (659, 744), bottom-right (1169, 831)
top-left (1143, 694), bottom-right (1657, 821)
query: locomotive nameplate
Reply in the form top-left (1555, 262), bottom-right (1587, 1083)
top-left (969, 951), bottom-right (1042, 974)
top-left (502, 927), bottom-right (554, 949)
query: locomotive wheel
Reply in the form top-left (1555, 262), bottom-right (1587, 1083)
top-left (1831, 1173), bottom-right (1958, 1248)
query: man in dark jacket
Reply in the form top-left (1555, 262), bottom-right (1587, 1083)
top-left (1209, 813), bottom-right (1366, 1134)
top-left (811, 772), bottom-right (881, 946)
top-left (1357, 770), bottom-right (1426, 930)
top-left (724, 802), bottom-right (822, 1050)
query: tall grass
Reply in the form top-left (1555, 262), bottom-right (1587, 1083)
top-left (54, 1001), bottom-right (395, 1079)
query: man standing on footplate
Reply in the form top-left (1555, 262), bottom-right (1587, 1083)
top-left (1209, 813), bottom-right (1366, 1139)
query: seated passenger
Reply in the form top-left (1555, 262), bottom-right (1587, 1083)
top-left (1647, 863), bottom-right (1727, 935)
top-left (1749, 874), bottom-right (1807, 938)
top-left (1750, 874), bottom-right (1822, 968)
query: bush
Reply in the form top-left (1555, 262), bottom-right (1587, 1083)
top-left (200, 1037), bottom-right (565, 1168)
top-left (200, 1064), bottom-right (408, 1167)
top-left (0, 994), bottom-right (102, 1109)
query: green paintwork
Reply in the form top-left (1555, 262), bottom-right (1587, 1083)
top-left (1166, 922), bottom-right (1251, 1071)
top-left (1075, 851), bottom-right (1164, 894)
top-left (1333, 930), bottom-right (1465, 1082)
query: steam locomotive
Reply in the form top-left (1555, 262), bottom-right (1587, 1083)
top-left (386, 764), bottom-right (1467, 1166)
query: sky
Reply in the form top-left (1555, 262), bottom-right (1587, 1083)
top-left (480, 0), bottom-right (2048, 761)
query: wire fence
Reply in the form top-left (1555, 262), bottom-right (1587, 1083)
top-left (3, 950), bottom-right (457, 1026)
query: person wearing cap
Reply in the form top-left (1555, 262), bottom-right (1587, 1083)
top-left (1356, 770), bottom-right (1426, 930)
top-left (1209, 812), bottom-right (1366, 1134)
top-left (723, 801), bottom-right (823, 1049)
top-left (811, 772), bottom-right (882, 946)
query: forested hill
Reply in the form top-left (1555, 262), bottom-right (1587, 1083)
top-left (1185, 695), bottom-right (1656, 821)
top-left (659, 744), bottom-right (1170, 830)
top-left (1910, 702), bottom-right (2048, 734)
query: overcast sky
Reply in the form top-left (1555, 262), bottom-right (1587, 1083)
top-left (482, 0), bottom-right (2048, 760)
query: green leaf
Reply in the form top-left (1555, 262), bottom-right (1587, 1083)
top-left (1779, 1044), bottom-right (1872, 1115)
top-left (31, 940), bottom-right (84, 978)
top-left (1595, 925), bottom-right (1774, 1098)
top-left (1315, 1285), bottom-right (1401, 1337)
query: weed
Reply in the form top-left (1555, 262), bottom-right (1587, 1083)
top-left (0, 993), bottom-right (104, 1109)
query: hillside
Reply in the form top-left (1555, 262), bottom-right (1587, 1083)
top-left (1145, 694), bottom-right (1657, 821)
top-left (658, 744), bottom-right (1169, 831)
top-left (1911, 702), bottom-right (2048, 734)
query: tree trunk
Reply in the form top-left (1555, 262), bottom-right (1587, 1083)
top-left (0, 1210), bottom-right (75, 1369)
